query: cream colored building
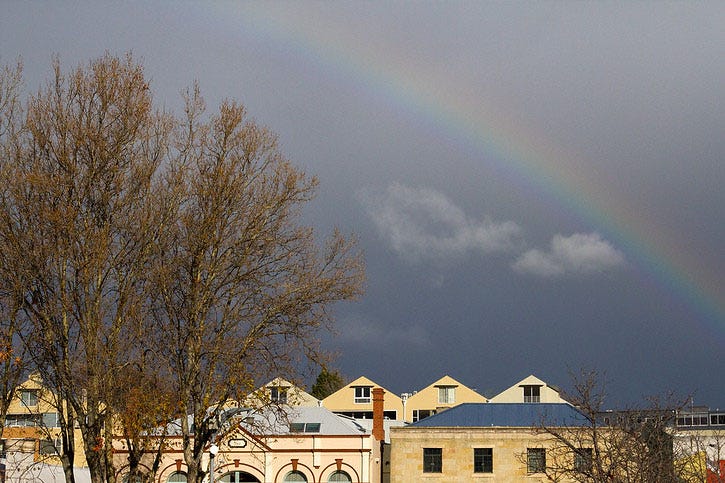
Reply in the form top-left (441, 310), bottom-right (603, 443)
top-left (403, 375), bottom-right (487, 423)
top-left (1, 373), bottom-right (88, 479)
top-left (488, 375), bottom-right (569, 404)
top-left (244, 378), bottom-right (320, 408)
top-left (322, 377), bottom-right (403, 421)
top-left (389, 403), bottom-right (589, 483)
top-left (113, 397), bottom-right (388, 483)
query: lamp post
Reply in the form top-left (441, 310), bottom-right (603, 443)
top-left (209, 444), bottom-right (219, 483)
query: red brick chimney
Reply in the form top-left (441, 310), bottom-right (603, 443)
top-left (372, 387), bottom-right (385, 441)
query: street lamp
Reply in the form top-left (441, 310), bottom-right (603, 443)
top-left (209, 444), bottom-right (219, 483)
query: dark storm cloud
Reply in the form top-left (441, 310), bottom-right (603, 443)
top-left (2, 1), bottom-right (723, 405)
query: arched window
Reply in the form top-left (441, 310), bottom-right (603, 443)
top-left (328, 470), bottom-right (352, 482)
top-left (283, 470), bottom-right (308, 482)
top-left (168, 472), bottom-right (188, 483)
top-left (123, 475), bottom-right (143, 483)
top-left (218, 471), bottom-right (261, 483)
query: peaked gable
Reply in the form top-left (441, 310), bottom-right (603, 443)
top-left (489, 374), bottom-right (568, 404)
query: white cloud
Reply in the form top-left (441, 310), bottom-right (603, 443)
top-left (513, 232), bottom-right (625, 277)
top-left (359, 183), bottom-right (521, 263)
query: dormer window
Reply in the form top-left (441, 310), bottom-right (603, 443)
top-left (353, 386), bottom-right (371, 404)
top-left (437, 386), bottom-right (456, 405)
top-left (20, 389), bottom-right (38, 407)
top-left (523, 385), bottom-right (541, 403)
top-left (270, 386), bottom-right (288, 404)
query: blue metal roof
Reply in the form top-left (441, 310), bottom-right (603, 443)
top-left (410, 403), bottom-right (590, 428)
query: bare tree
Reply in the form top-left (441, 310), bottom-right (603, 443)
top-left (144, 86), bottom-right (364, 482)
top-left (534, 370), bottom-right (684, 483)
top-left (0, 53), bottom-right (173, 483)
top-left (1, 53), bottom-right (363, 483)
top-left (672, 414), bottom-right (725, 482)
top-left (109, 363), bottom-right (177, 483)
top-left (0, 60), bottom-right (30, 441)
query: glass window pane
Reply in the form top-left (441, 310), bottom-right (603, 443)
top-left (474, 448), bottom-right (493, 473)
top-left (328, 471), bottom-right (352, 482)
top-left (284, 470), bottom-right (308, 482)
top-left (423, 448), bottom-right (442, 473)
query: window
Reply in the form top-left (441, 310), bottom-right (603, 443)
top-left (523, 385), bottom-right (541, 403)
top-left (283, 470), bottom-right (307, 482)
top-left (677, 413), bottom-right (709, 426)
top-left (39, 438), bottom-right (61, 455)
top-left (574, 448), bottom-right (592, 473)
top-left (219, 472), bottom-right (261, 483)
top-left (437, 386), bottom-right (456, 404)
top-left (527, 448), bottom-right (546, 473)
top-left (474, 448), bottom-right (493, 473)
top-left (423, 448), bottom-right (442, 473)
top-left (289, 422), bottom-right (321, 433)
top-left (6, 414), bottom-right (41, 427)
top-left (413, 409), bottom-right (435, 422)
top-left (711, 413), bottom-right (725, 426)
top-left (43, 412), bottom-right (60, 428)
top-left (167, 473), bottom-right (188, 483)
top-left (270, 386), bottom-right (288, 404)
top-left (353, 386), bottom-right (371, 404)
top-left (20, 390), bottom-right (38, 407)
top-left (328, 470), bottom-right (352, 482)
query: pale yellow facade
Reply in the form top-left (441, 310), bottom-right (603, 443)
top-left (403, 375), bottom-right (487, 423)
top-left (322, 376), bottom-right (403, 420)
top-left (488, 375), bottom-right (568, 404)
top-left (244, 377), bottom-right (320, 407)
top-left (389, 426), bottom-right (579, 483)
top-left (1, 373), bottom-right (88, 472)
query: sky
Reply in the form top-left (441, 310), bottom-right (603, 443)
top-left (2, 2), bottom-right (723, 406)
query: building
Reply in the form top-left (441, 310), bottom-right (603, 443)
top-left (244, 378), bottom-right (320, 408)
top-left (402, 375), bottom-right (487, 423)
top-left (1, 374), bottom-right (92, 482)
top-left (322, 377), bottom-right (403, 421)
top-left (673, 406), bottom-right (725, 482)
top-left (488, 374), bottom-right (569, 404)
top-left (113, 388), bottom-right (390, 483)
top-left (389, 403), bottom-right (589, 482)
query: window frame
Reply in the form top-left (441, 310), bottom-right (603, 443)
top-left (437, 386), bottom-right (456, 405)
top-left (283, 470), bottom-right (308, 482)
top-left (20, 389), bottom-right (38, 407)
top-left (327, 470), bottom-right (352, 482)
top-left (527, 448), bottom-right (546, 474)
top-left (167, 472), bottom-right (188, 483)
top-left (473, 447), bottom-right (493, 473)
top-left (353, 386), bottom-right (371, 404)
top-left (523, 385), bottom-right (541, 403)
top-left (270, 386), bottom-right (288, 404)
top-left (423, 447), bottom-right (442, 473)
top-left (574, 448), bottom-right (593, 473)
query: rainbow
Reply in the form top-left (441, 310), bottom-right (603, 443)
top-left (205, 5), bottom-right (724, 336)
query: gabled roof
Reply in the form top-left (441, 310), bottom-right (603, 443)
top-left (245, 377), bottom-right (320, 406)
top-left (409, 403), bottom-right (590, 428)
top-left (323, 375), bottom-right (401, 403)
top-left (406, 375), bottom-right (487, 403)
top-left (488, 374), bottom-right (568, 403)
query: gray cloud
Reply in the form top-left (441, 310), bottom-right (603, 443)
top-left (359, 183), bottom-right (522, 263)
top-left (336, 312), bottom-right (431, 350)
top-left (513, 232), bottom-right (625, 277)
